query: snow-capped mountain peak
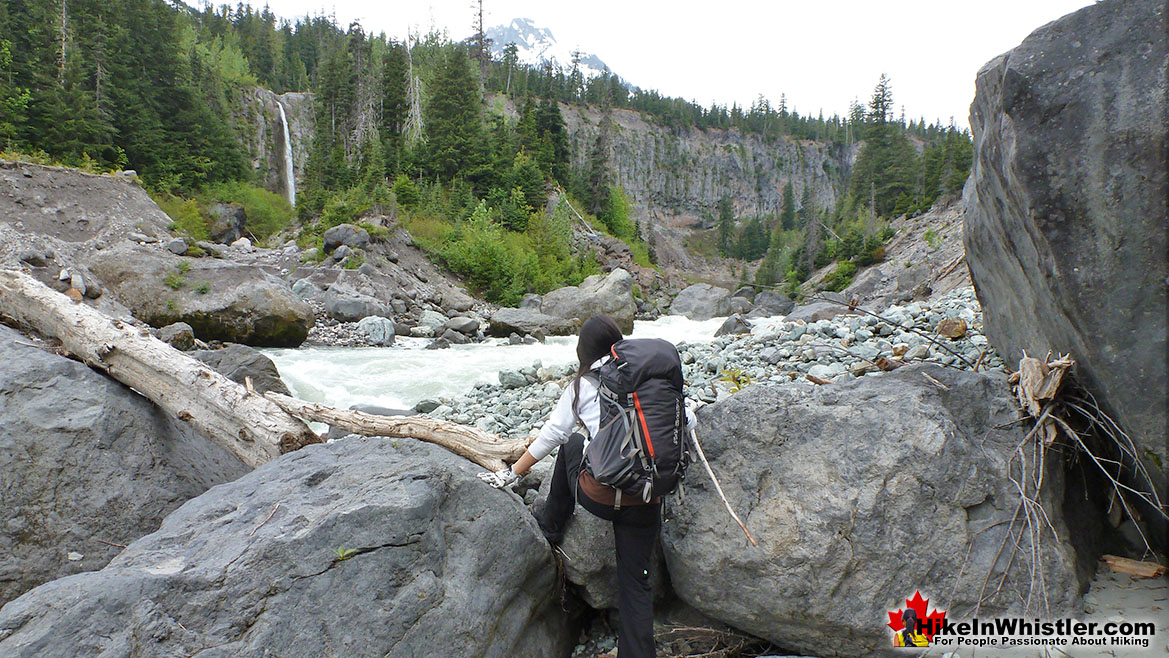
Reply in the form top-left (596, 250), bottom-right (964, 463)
top-left (486, 17), bottom-right (612, 79)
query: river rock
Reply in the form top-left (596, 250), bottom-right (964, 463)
top-left (662, 365), bottom-right (1080, 656)
top-left (190, 343), bottom-right (292, 396)
top-left (499, 369), bottom-right (527, 389)
top-left (322, 223), bottom-right (371, 253)
top-left (0, 325), bottom-right (248, 608)
top-left (165, 238), bottom-right (187, 255)
top-left (752, 290), bottom-right (795, 316)
top-left (443, 316), bottom-right (480, 335)
top-left (669, 283), bottom-right (732, 321)
top-left (489, 307), bottom-right (578, 338)
top-left (87, 242), bottom-right (313, 347)
top-left (0, 439), bottom-right (574, 658)
top-left (324, 284), bottom-right (390, 323)
top-left (540, 268), bottom-right (636, 333)
top-left (520, 293), bottom-right (542, 310)
top-left (291, 277), bottom-right (318, 299)
top-left (357, 316), bottom-right (396, 346)
top-left (965, 0), bottom-right (1167, 499)
top-left (157, 321), bottom-right (195, 351)
top-left (714, 314), bottom-right (751, 337)
top-left (419, 309), bottom-right (449, 331)
top-left (441, 328), bottom-right (468, 345)
top-left (206, 203), bottom-right (247, 244)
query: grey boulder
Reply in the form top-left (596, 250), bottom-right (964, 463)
top-left (324, 284), bottom-right (390, 323)
top-left (0, 439), bottom-right (574, 658)
top-left (489, 307), bottom-right (578, 338)
top-left (662, 365), bottom-right (1081, 657)
top-left (0, 325), bottom-right (248, 608)
top-left (670, 283), bottom-right (732, 321)
top-left (752, 290), bottom-right (795, 316)
top-left (714, 314), bottom-right (751, 337)
top-left (206, 203), bottom-right (247, 244)
top-left (157, 321), bottom-right (195, 350)
top-left (540, 268), bottom-right (636, 334)
top-left (322, 223), bottom-right (371, 253)
top-left (965, 0), bottom-right (1167, 496)
top-left (443, 316), bottom-right (480, 335)
top-left (88, 242), bottom-right (313, 347)
top-left (357, 316), bottom-right (396, 346)
top-left (190, 343), bottom-right (292, 396)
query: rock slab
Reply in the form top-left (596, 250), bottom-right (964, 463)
top-left (964, 0), bottom-right (1167, 477)
top-left (0, 325), bottom-right (249, 608)
top-left (662, 365), bottom-right (1081, 657)
top-left (540, 269), bottom-right (636, 334)
top-left (0, 438), bottom-right (573, 658)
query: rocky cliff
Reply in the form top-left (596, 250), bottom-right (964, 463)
top-left (234, 88), bottom-right (313, 200)
top-left (964, 0), bottom-right (1167, 527)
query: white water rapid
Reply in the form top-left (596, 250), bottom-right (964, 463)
top-left (263, 315), bottom-right (731, 412)
top-left (276, 99), bottom-right (295, 207)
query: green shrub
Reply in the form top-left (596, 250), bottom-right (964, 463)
top-left (202, 182), bottom-right (296, 243)
top-left (154, 193), bottom-right (209, 241)
top-left (924, 229), bottom-right (941, 248)
top-left (825, 261), bottom-right (856, 292)
top-left (164, 272), bottom-right (185, 290)
top-left (393, 174), bottom-right (421, 209)
top-left (195, 281), bottom-right (211, 294)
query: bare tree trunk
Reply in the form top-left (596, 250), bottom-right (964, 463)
top-left (262, 391), bottom-right (531, 472)
top-left (0, 270), bottom-right (319, 468)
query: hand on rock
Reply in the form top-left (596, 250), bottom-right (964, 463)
top-left (478, 467), bottom-right (518, 489)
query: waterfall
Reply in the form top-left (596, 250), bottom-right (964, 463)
top-left (276, 99), bottom-right (296, 207)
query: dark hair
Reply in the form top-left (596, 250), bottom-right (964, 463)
top-left (902, 608), bottom-right (919, 634)
top-left (571, 315), bottom-right (623, 430)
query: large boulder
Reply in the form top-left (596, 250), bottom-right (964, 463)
top-left (322, 223), bottom-right (371, 253)
top-left (669, 283), bottom-right (732, 321)
top-left (88, 242), bottom-right (313, 347)
top-left (190, 343), bottom-right (292, 396)
top-left (540, 269), bottom-right (636, 333)
top-left (323, 284), bottom-right (390, 323)
top-left (0, 438), bottom-right (574, 658)
top-left (965, 0), bottom-right (1167, 486)
top-left (662, 365), bottom-right (1081, 657)
top-left (489, 307), bottom-right (578, 337)
top-left (751, 290), bottom-right (795, 316)
top-left (206, 203), bottom-right (247, 244)
top-left (0, 325), bottom-right (249, 608)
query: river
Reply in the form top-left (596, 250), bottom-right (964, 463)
top-left (263, 315), bottom-right (747, 412)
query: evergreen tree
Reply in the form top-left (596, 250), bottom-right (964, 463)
top-left (848, 75), bottom-right (917, 216)
top-left (717, 195), bottom-right (734, 257)
top-left (424, 47), bottom-right (487, 183)
top-left (779, 181), bottom-right (796, 230)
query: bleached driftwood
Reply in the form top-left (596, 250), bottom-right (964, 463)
top-left (263, 391), bottom-right (531, 472)
top-left (0, 269), bottom-right (319, 468)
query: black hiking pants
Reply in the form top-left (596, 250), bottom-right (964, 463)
top-left (537, 433), bottom-right (661, 658)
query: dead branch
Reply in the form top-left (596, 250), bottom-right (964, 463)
top-left (689, 429), bottom-right (758, 547)
top-left (263, 391), bottom-right (530, 472)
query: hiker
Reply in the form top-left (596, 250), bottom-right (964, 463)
top-left (893, 608), bottom-right (928, 647)
top-left (480, 314), bottom-right (696, 658)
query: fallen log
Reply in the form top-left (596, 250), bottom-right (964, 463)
top-left (0, 269), bottom-right (319, 468)
top-left (262, 391), bottom-right (530, 472)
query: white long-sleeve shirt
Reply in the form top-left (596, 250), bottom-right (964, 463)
top-left (528, 357), bottom-right (697, 462)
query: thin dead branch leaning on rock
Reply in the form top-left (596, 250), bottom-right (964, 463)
top-left (951, 351), bottom-right (1168, 620)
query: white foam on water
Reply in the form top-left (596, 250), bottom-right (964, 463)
top-left (262, 315), bottom-right (737, 412)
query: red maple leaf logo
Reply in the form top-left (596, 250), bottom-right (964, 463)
top-left (887, 591), bottom-right (947, 641)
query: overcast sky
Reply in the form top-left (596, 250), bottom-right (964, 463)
top-left (244, 0), bottom-right (1096, 129)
